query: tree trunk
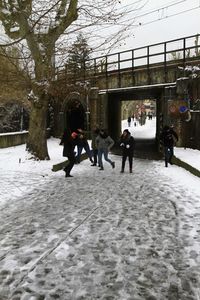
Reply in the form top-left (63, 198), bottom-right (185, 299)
top-left (26, 95), bottom-right (50, 160)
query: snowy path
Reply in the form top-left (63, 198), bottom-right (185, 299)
top-left (0, 156), bottom-right (200, 300)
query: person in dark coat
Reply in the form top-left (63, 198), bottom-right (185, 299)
top-left (60, 129), bottom-right (77, 177)
top-left (160, 125), bottom-right (178, 167)
top-left (119, 129), bottom-right (135, 173)
top-left (127, 116), bottom-right (131, 127)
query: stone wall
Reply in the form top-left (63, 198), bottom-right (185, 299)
top-left (0, 131), bottom-right (28, 148)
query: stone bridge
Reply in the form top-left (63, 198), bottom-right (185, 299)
top-left (55, 34), bottom-right (200, 155)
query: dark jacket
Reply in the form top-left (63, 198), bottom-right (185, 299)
top-left (119, 134), bottom-right (135, 155)
top-left (75, 129), bottom-right (90, 148)
top-left (61, 131), bottom-right (75, 158)
top-left (160, 126), bottom-right (178, 147)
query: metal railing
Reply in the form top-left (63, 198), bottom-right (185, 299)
top-left (86, 34), bottom-right (200, 86)
top-left (56, 34), bottom-right (200, 88)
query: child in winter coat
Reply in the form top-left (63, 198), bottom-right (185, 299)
top-left (119, 129), bottom-right (135, 173)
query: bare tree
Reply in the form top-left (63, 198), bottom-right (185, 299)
top-left (0, 46), bottom-right (28, 101)
top-left (0, 0), bottom-right (144, 159)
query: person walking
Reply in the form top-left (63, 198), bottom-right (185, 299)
top-left (95, 129), bottom-right (115, 171)
top-left (75, 128), bottom-right (93, 164)
top-left (160, 125), bottom-right (178, 167)
top-left (60, 129), bottom-right (77, 177)
top-left (119, 129), bottom-right (135, 173)
top-left (127, 116), bottom-right (131, 127)
top-left (91, 127), bottom-right (100, 166)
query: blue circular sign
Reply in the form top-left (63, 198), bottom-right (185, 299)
top-left (179, 106), bottom-right (188, 113)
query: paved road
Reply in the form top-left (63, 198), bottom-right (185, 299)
top-left (0, 156), bottom-right (200, 300)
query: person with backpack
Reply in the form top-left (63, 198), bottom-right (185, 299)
top-left (160, 125), bottom-right (178, 167)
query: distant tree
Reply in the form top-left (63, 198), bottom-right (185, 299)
top-left (66, 33), bottom-right (92, 81)
top-left (0, 0), bottom-right (138, 160)
top-left (194, 34), bottom-right (200, 57)
top-left (0, 46), bottom-right (28, 104)
top-left (170, 35), bottom-right (200, 61)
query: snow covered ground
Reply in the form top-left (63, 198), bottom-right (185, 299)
top-left (0, 118), bottom-right (200, 299)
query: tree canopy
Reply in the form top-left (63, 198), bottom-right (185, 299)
top-left (0, 0), bottom-right (141, 159)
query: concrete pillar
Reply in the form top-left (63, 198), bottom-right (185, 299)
top-left (89, 87), bottom-right (99, 130)
top-left (98, 92), bottom-right (109, 130)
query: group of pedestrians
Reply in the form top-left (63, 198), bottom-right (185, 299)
top-left (60, 127), bottom-right (116, 177)
top-left (60, 123), bottom-right (178, 177)
top-left (60, 127), bottom-right (136, 177)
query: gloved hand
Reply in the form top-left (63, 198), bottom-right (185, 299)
top-left (126, 145), bottom-right (130, 149)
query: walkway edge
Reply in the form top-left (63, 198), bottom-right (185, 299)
top-left (52, 154), bottom-right (200, 178)
top-left (52, 153), bottom-right (88, 172)
top-left (173, 156), bottom-right (200, 178)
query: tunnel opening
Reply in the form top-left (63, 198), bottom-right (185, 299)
top-left (107, 88), bottom-right (164, 160)
top-left (121, 99), bottom-right (158, 159)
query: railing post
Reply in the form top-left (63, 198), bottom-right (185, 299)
top-left (118, 53), bottom-right (121, 88)
top-left (147, 46), bottom-right (151, 84)
top-left (164, 42), bottom-right (167, 83)
top-left (93, 58), bottom-right (97, 86)
top-left (105, 56), bottom-right (108, 90)
top-left (132, 50), bottom-right (135, 86)
top-left (183, 37), bottom-right (186, 67)
top-left (94, 58), bottom-right (97, 77)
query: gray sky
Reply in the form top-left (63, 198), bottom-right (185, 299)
top-left (0, 0), bottom-right (199, 59)
top-left (117, 0), bottom-right (200, 51)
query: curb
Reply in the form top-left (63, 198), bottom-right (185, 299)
top-left (52, 154), bottom-right (200, 179)
top-left (173, 156), bottom-right (200, 178)
top-left (52, 153), bottom-right (88, 172)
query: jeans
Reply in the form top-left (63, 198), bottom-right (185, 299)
top-left (92, 149), bottom-right (98, 165)
top-left (98, 148), bottom-right (112, 168)
top-left (76, 143), bottom-right (92, 163)
top-left (122, 154), bottom-right (133, 171)
top-left (164, 146), bottom-right (174, 166)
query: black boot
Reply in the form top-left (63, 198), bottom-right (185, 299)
top-left (65, 173), bottom-right (73, 177)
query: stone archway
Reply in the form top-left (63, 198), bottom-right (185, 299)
top-left (63, 92), bottom-right (86, 132)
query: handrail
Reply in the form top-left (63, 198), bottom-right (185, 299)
top-left (88, 33), bottom-right (200, 61)
top-left (56, 34), bottom-right (200, 87)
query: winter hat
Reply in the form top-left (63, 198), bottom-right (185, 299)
top-left (71, 132), bottom-right (78, 138)
top-left (123, 129), bottom-right (130, 134)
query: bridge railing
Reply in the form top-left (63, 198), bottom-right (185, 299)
top-left (55, 34), bottom-right (200, 88)
top-left (85, 34), bottom-right (200, 87)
